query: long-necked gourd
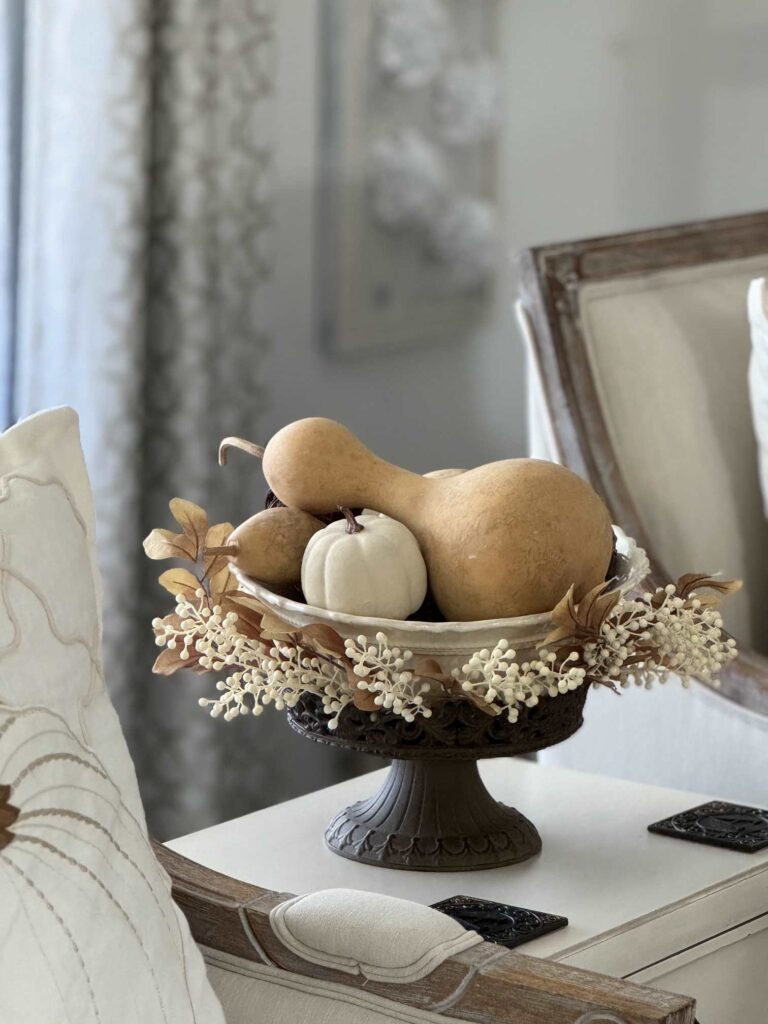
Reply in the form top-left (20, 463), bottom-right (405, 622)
top-left (220, 420), bottom-right (614, 620)
top-left (206, 507), bottom-right (323, 589)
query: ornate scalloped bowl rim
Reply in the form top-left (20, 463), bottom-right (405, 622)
top-left (233, 526), bottom-right (649, 656)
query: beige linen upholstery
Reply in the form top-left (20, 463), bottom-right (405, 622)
top-left (205, 951), bottom-right (476, 1024)
top-left (269, 889), bottom-right (482, 983)
top-left (576, 256), bottom-right (768, 650)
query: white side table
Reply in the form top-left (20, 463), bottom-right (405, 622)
top-left (169, 760), bottom-right (768, 1022)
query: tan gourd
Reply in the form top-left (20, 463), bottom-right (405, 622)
top-left (207, 507), bottom-right (323, 588)
top-left (423, 468), bottom-right (465, 479)
top-left (222, 420), bottom-right (614, 620)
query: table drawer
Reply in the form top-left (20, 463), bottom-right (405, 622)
top-left (627, 914), bottom-right (768, 1024)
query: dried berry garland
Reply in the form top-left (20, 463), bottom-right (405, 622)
top-left (145, 499), bottom-right (740, 728)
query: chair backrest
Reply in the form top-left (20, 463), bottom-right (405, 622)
top-left (157, 844), bottom-right (695, 1024)
top-left (515, 211), bottom-right (768, 717)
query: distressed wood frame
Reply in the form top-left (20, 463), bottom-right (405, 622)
top-left (156, 843), bottom-right (695, 1024)
top-left (514, 210), bottom-right (768, 717)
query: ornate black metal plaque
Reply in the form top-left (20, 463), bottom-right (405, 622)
top-left (648, 800), bottom-right (768, 853)
top-left (431, 895), bottom-right (568, 949)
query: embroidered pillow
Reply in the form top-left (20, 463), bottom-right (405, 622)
top-left (0, 407), bottom-right (144, 818)
top-left (0, 704), bottom-right (223, 1022)
top-left (0, 408), bottom-right (224, 1023)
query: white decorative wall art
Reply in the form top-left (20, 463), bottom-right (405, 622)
top-left (368, 129), bottom-right (447, 230)
top-left (375, 0), bottom-right (453, 89)
top-left (433, 58), bottom-right (501, 146)
top-left (317, 0), bottom-right (503, 354)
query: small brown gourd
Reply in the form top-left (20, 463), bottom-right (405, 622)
top-left (207, 507), bottom-right (323, 589)
top-left (220, 421), bottom-right (614, 621)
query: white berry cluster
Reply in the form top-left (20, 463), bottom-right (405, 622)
top-left (153, 580), bottom-right (737, 729)
top-left (153, 593), bottom-right (352, 727)
top-left (456, 641), bottom-right (586, 724)
top-left (344, 633), bottom-right (432, 722)
top-left (584, 584), bottom-right (737, 691)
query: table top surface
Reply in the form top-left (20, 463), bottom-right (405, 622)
top-left (168, 759), bottom-right (768, 964)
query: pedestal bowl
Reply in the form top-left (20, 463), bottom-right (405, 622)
top-left (235, 527), bottom-right (647, 872)
top-left (287, 687), bottom-right (588, 871)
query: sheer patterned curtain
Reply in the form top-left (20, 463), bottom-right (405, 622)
top-left (2, 0), bottom-right (370, 838)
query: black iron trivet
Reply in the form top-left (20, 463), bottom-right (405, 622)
top-left (432, 895), bottom-right (568, 949)
top-left (648, 800), bottom-right (768, 853)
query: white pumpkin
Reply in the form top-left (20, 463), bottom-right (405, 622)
top-left (301, 510), bottom-right (428, 619)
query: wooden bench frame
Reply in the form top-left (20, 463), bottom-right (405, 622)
top-left (157, 843), bottom-right (695, 1024)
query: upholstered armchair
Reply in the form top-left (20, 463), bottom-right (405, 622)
top-left (514, 211), bottom-right (768, 802)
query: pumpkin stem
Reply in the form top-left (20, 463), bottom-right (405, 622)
top-left (204, 544), bottom-right (238, 557)
top-left (218, 437), bottom-right (265, 466)
top-left (339, 507), bottom-right (364, 534)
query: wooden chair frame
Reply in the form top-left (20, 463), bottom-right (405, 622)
top-left (514, 210), bottom-right (768, 717)
top-left (157, 843), bottom-right (695, 1024)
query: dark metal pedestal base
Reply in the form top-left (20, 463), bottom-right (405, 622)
top-left (325, 758), bottom-right (542, 872)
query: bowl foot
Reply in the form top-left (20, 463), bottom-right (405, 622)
top-left (325, 757), bottom-right (541, 871)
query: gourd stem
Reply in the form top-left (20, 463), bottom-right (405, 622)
top-left (204, 544), bottom-right (238, 556)
top-left (218, 437), bottom-right (266, 466)
top-left (339, 507), bottom-right (364, 534)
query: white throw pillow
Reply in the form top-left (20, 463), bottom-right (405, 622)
top-left (0, 704), bottom-right (223, 1022)
top-left (0, 406), bottom-right (143, 818)
top-left (0, 408), bottom-right (224, 1023)
top-left (747, 277), bottom-right (768, 517)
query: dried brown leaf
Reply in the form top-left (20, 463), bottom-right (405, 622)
top-left (153, 647), bottom-right (191, 676)
top-left (300, 623), bottom-right (347, 657)
top-left (259, 610), bottom-right (299, 640)
top-left (578, 581), bottom-right (620, 633)
top-left (411, 656), bottom-right (448, 683)
top-left (550, 585), bottom-right (578, 634)
top-left (157, 568), bottom-right (200, 599)
top-left (588, 676), bottom-right (621, 694)
top-left (209, 564), bottom-right (234, 598)
top-left (219, 595), bottom-right (264, 640)
top-left (351, 688), bottom-right (380, 712)
top-left (543, 624), bottom-right (575, 647)
top-left (467, 692), bottom-right (502, 717)
top-left (143, 528), bottom-right (197, 562)
top-left (169, 498), bottom-right (208, 555)
top-left (676, 573), bottom-right (743, 600)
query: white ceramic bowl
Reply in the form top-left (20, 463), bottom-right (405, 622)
top-left (234, 526), bottom-right (649, 673)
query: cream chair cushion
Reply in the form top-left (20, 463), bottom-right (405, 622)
top-left (269, 889), bottom-right (481, 984)
top-left (0, 408), bottom-right (224, 1023)
top-left (748, 277), bottom-right (768, 518)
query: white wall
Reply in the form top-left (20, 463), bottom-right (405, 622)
top-left (260, 0), bottom-right (768, 470)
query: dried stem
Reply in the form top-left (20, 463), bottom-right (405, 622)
top-left (218, 437), bottom-right (266, 466)
top-left (339, 507), bottom-right (364, 534)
